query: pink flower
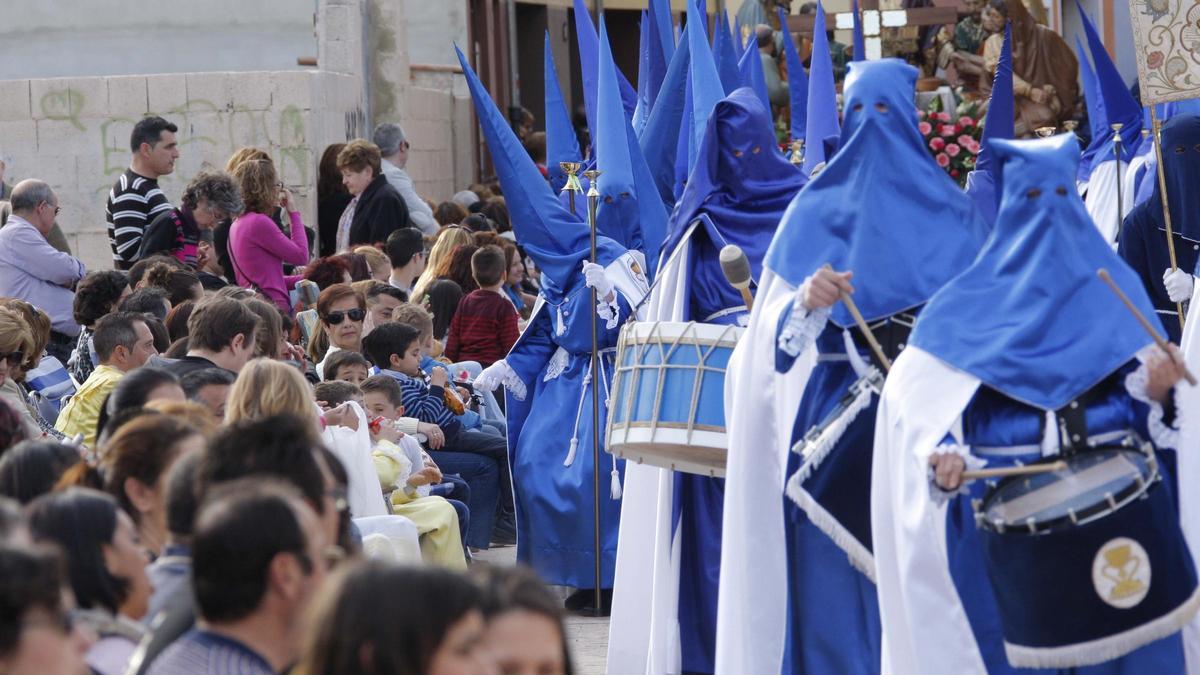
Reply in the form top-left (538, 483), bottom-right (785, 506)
top-left (958, 134), bottom-right (973, 147)
top-left (936, 152), bottom-right (950, 167)
top-left (918, 110), bottom-right (927, 119)
top-left (937, 111), bottom-right (951, 122)
top-left (946, 143), bottom-right (961, 157)
top-left (919, 121), bottom-right (933, 135)
top-left (1149, 51), bottom-right (1164, 69)
top-left (930, 137), bottom-right (946, 151)
top-left (958, 116), bottom-right (975, 127)
top-left (940, 124), bottom-right (956, 137)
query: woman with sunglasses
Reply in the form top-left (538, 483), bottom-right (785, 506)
top-left (311, 284), bottom-right (368, 379)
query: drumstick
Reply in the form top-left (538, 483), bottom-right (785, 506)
top-left (823, 265), bottom-right (891, 372)
top-left (1097, 268), bottom-right (1198, 386)
top-left (962, 460), bottom-right (1067, 481)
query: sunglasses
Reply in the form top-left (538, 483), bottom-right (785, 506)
top-left (322, 309), bottom-right (365, 325)
top-left (0, 350), bottom-right (25, 366)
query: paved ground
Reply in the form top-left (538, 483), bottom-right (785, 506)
top-left (474, 545), bottom-right (609, 675)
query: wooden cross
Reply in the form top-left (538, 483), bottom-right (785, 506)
top-left (785, 3), bottom-right (958, 61)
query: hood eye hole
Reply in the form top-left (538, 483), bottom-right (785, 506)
top-left (1194, 144), bottom-right (1200, 153)
top-left (1175, 146), bottom-right (1187, 154)
top-left (752, 146), bottom-right (761, 154)
top-left (874, 103), bottom-right (889, 113)
top-left (1026, 188), bottom-right (1042, 199)
top-left (1055, 186), bottom-right (1068, 196)
top-left (852, 103), bottom-right (864, 112)
top-left (733, 150), bottom-right (744, 157)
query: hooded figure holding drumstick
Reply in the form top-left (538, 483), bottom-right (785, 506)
top-left (874, 132), bottom-right (1198, 673)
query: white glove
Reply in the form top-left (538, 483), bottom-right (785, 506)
top-left (583, 261), bottom-right (615, 300)
top-left (1163, 268), bottom-right (1194, 303)
top-left (474, 360), bottom-right (509, 393)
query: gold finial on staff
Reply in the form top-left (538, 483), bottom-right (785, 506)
top-left (1063, 120), bottom-right (1079, 132)
top-left (1035, 126), bottom-right (1056, 138)
top-left (789, 139), bottom-right (804, 166)
top-left (560, 162), bottom-right (583, 216)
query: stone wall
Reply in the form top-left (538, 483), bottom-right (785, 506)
top-left (0, 70), bottom-right (365, 272)
top-left (0, 0), bottom-right (478, 271)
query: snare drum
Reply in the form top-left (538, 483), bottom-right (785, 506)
top-left (607, 321), bottom-right (742, 477)
top-left (974, 440), bottom-right (1200, 668)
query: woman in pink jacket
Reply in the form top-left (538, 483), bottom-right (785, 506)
top-left (228, 158), bottom-right (310, 312)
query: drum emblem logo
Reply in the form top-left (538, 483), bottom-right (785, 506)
top-left (1092, 537), bottom-right (1151, 609)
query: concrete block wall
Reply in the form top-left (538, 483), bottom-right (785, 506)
top-left (0, 70), bottom-right (365, 271)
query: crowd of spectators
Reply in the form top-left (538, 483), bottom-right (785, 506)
top-left (0, 114), bottom-right (566, 675)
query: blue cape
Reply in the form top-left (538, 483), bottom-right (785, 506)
top-left (1125, 114), bottom-right (1200, 244)
top-left (765, 59), bottom-right (987, 328)
top-left (913, 134), bottom-right (1158, 410)
top-left (664, 87), bottom-right (805, 281)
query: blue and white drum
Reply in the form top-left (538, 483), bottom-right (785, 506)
top-left (974, 438), bottom-right (1200, 668)
top-left (607, 321), bottom-right (742, 477)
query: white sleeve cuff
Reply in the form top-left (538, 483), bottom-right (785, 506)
top-left (1125, 356), bottom-right (1180, 450)
top-left (596, 295), bottom-right (620, 330)
top-left (778, 302), bottom-right (829, 358)
top-left (499, 361), bottom-right (528, 402)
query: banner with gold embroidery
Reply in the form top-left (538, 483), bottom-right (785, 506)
top-left (1128, 0), bottom-right (1200, 104)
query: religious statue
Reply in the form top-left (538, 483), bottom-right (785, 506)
top-left (979, 0), bottom-right (1077, 136)
top-left (938, 0), bottom-right (993, 91)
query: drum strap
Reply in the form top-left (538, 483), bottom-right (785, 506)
top-left (1052, 373), bottom-right (1117, 451)
top-left (849, 312), bottom-right (918, 372)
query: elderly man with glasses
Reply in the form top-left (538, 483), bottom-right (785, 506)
top-left (0, 180), bottom-right (87, 364)
top-left (373, 123), bottom-right (438, 236)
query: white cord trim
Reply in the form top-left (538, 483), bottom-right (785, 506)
top-left (1125, 356), bottom-right (1180, 450)
top-left (785, 484), bottom-right (876, 582)
top-left (777, 302), bottom-right (829, 360)
top-left (1004, 585), bottom-right (1200, 668)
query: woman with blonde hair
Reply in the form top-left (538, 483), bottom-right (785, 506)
top-left (354, 245), bottom-right (391, 282)
top-left (228, 158), bottom-right (310, 312)
top-left (225, 357), bottom-right (393, 521)
top-left (411, 226), bottom-right (474, 303)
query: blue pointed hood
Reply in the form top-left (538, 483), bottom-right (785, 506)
top-left (714, 11), bottom-right (742, 94)
top-left (640, 22), bottom-right (691, 209)
top-left (913, 134), bottom-right (1157, 410)
top-left (573, 0), bottom-right (638, 140)
top-left (964, 21), bottom-right (1012, 226)
top-left (687, 0), bottom-right (725, 171)
top-left (456, 45), bottom-right (626, 301)
top-left (674, 76), bottom-right (693, 198)
top-left (666, 87), bottom-right (805, 281)
top-left (1078, 1), bottom-right (1141, 168)
top-left (738, 32), bottom-right (772, 113)
top-left (766, 59), bottom-right (988, 328)
top-left (851, 0), bottom-right (866, 61)
top-left (777, 7), bottom-right (809, 140)
top-left (1075, 34), bottom-right (1107, 181)
top-left (633, 11), bottom-right (652, 134)
top-left (545, 34), bottom-right (583, 195)
top-left (596, 19), bottom-right (668, 278)
top-left (648, 0), bottom-right (675, 66)
top-left (803, 3), bottom-right (840, 174)
top-left (1125, 114), bottom-right (1200, 243)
